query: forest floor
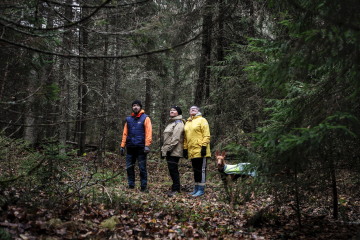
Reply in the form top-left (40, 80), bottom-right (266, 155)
top-left (1, 152), bottom-right (360, 239)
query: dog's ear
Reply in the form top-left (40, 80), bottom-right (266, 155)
top-left (221, 150), bottom-right (226, 158)
top-left (215, 150), bottom-right (219, 157)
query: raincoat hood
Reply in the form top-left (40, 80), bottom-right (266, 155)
top-left (169, 115), bottom-right (184, 122)
top-left (188, 112), bottom-right (202, 121)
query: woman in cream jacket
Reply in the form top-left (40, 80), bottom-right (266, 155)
top-left (161, 106), bottom-right (185, 197)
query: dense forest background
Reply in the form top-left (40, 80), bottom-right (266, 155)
top-left (1, 0), bottom-right (360, 238)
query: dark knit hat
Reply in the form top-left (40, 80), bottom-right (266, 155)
top-left (171, 106), bottom-right (182, 115)
top-left (132, 100), bottom-right (142, 108)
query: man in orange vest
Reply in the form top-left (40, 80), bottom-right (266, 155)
top-left (120, 100), bottom-right (152, 192)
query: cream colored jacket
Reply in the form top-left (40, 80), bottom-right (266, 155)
top-left (161, 115), bottom-right (185, 158)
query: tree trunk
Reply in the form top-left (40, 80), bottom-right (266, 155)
top-left (79, 32), bottom-right (88, 155)
top-left (171, 57), bottom-right (180, 104)
top-left (213, 0), bottom-right (225, 139)
top-left (23, 2), bottom-right (55, 146)
top-left (159, 94), bottom-right (168, 148)
top-left (76, 1), bottom-right (89, 155)
top-left (99, 23), bottom-right (109, 156)
top-left (114, 34), bottom-right (121, 108)
top-left (217, 0), bottom-right (225, 68)
top-left (112, 24), bottom-right (122, 152)
top-left (59, 0), bottom-right (72, 155)
top-left (145, 78), bottom-right (151, 114)
top-left (194, 0), bottom-right (213, 106)
top-left (205, 12), bottom-right (212, 102)
top-left (294, 155), bottom-right (302, 228)
top-left (246, 0), bottom-right (255, 38)
top-left (330, 155), bottom-right (338, 219)
top-left (0, 61), bottom-right (8, 103)
top-left (144, 41), bottom-right (153, 115)
top-left (23, 69), bottom-right (38, 146)
top-left (42, 5), bottom-right (55, 139)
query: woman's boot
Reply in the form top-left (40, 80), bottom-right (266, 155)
top-left (189, 184), bottom-right (199, 195)
top-left (192, 186), bottom-right (205, 197)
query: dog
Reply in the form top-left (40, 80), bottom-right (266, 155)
top-left (216, 150), bottom-right (256, 204)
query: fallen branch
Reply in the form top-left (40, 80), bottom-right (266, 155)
top-left (65, 141), bottom-right (98, 149)
top-left (96, 184), bottom-right (112, 203)
top-left (0, 157), bottom-right (46, 184)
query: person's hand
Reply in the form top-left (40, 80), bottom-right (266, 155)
top-left (201, 146), bottom-right (207, 157)
top-left (183, 149), bottom-right (188, 159)
top-left (166, 151), bottom-right (171, 157)
top-left (120, 147), bottom-right (125, 156)
top-left (144, 146), bottom-right (150, 154)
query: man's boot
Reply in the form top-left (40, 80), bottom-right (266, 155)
top-left (192, 186), bottom-right (205, 197)
top-left (189, 184), bottom-right (199, 195)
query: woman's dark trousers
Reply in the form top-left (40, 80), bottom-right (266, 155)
top-left (191, 157), bottom-right (207, 185)
top-left (166, 156), bottom-right (180, 192)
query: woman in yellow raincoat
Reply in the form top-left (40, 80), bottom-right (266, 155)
top-left (183, 106), bottom-right (211, 197)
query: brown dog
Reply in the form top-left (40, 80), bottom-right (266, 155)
top-left (216, 150), bottom-right (254, 204)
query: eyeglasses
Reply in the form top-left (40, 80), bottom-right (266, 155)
top-left (190, 108), bottom-right (198, 110)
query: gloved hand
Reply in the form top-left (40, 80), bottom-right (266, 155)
top-left (144, 146), bottom-right (150, 154)
top-left (166, 151), bottom-right (171, 157)
top-left (183, 149), bottom-right (188, 159)
top-left (201, 146), bottom-right (207, 157)
top-left (120, 147), bottom-right (125, 156)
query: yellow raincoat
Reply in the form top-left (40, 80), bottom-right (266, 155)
top-left (184, 114), bottom-right (211, 159)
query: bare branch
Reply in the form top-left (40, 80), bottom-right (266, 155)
top-left (42, 0), bottom-right (150, 9)
top-left (0, 157), bottom-right (46, 183)
top-left (0, 30), bottom-right (203, 59)
top-left (0, 114), bottom-right (125, 127)
top-left (0, 0), bottom-right (112, 31)
top-left (0, 23), bottom-right (65, 38)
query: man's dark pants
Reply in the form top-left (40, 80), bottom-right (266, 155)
top-left (166, 156), bottom-right (180, 192)
top-left (126, 147), bottom-right (147, 189)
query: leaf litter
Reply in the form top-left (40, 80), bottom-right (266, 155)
top-left (0, 153), bottom-right (359, 239)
